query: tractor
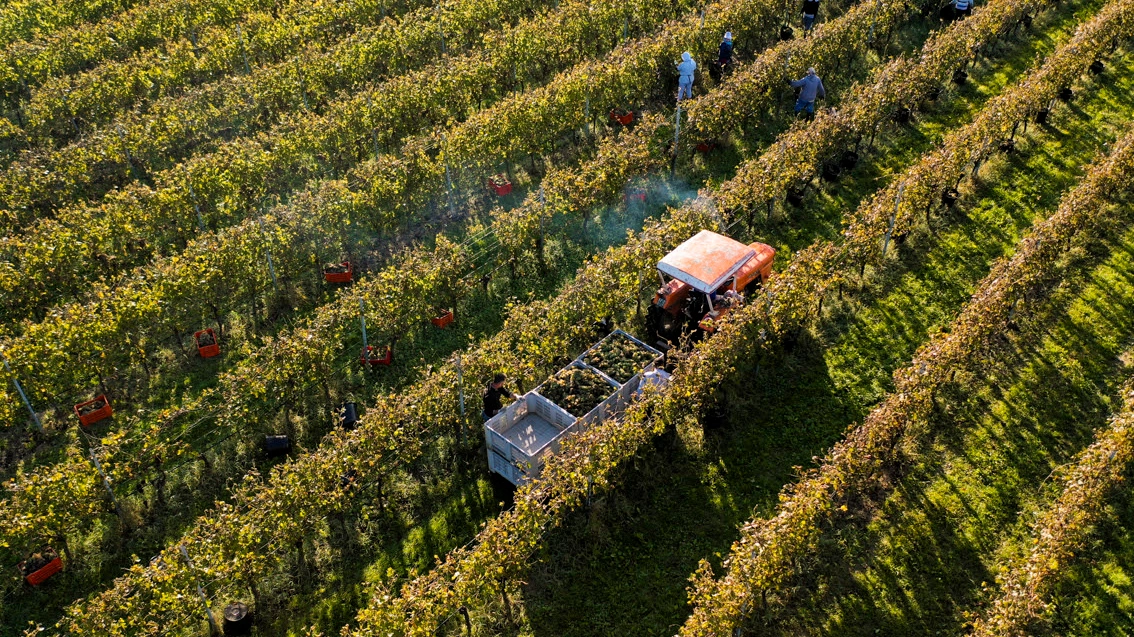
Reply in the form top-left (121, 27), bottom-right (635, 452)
top-left (645, 230), bottom-right (775, 347)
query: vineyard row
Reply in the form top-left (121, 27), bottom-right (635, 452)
top-left (0, 0), bottom-right (725, 322)
top-left (0, 0), bottom-right (927, 558)
top-left (970, 382), bottom-right (1134, 635)
top-left (45, 0), bottom-right (930, 630)
top-left (348, 2), bottom-right (1131, 633)
top-left (678, 10), bottom-right (1134, 635)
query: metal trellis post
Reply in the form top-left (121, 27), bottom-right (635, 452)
top-left (584, 95), bottom-right (590, 137)
top-left (237, 26), bottom-right (251, 74)
top-left (359, 298), bottom-right (369, 354)
top-left (296, 59), bottom-right (309, 110)
top-left (256, 217), bottom-right (279, 290)
top-left (3, 357), bottom-right (41, 430)
top-left (867, 0), bottom-right (882, 42)
top-left (188, 181), bottom-right (205, 232)
top-left (882, 183), bottom-right (904, 256)
top-left (179, 545), bottom-right (220, 635)
top-left (456, 355), bottom-right (466, 437)
top-left (89, 449), bottom-right (125, 524)
top-left (117, 125), bottom-right (139, 181)
top-left (443, 135), bottom-right (456, 218)
top-left (366, 95), bottom-right (380, 159)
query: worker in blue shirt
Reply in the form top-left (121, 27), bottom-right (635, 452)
top-left (954, 0), bottom-right (973, 18)
top-left (676, 51), bottom-right (697, 101)
top-left (790, 67), bottom-right (826, 117)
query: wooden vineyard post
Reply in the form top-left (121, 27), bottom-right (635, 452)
top-left (179, 545), bottom-right (221, 635)
top-left (3, 357), bottom-right (41, 430)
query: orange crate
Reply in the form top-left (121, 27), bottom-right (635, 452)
top-left (488, 176), bottom-right (512, 196)
top-left (74, 395), bottom-right (112, 427)
top-left (360, 345), bottom-right (392, 366)
top-left (323, 261), bottom-right (353, 283)
top-left (609, 109), bottom-right (634, 126)
top-left (194, 328), bottom-right (220, 358)
top-left (20, 550), bottom-right (63, 587)
top-left (431, 310), bottom-right (455, 328)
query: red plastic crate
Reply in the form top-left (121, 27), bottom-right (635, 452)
top-left (609, 109), bottom-right (634, 126)
top-left (74, 395), bottom-right (112, 427)
top-left (695, 141), bottom-right (718, 153)
top-left (623, 191), bottom-right (646, 203)
top-left (194, 328), bottom-right (220, 358)
top-left (360, 345), bottom-right (392, 366)
top-left (21, 554), bottom-right (63, 587)
top-left (488, 177), bottom-right (512, 196)
top-left (323, 261), bottom-right (353, 284)
top-left (431, 310), bottom-right (454, 328)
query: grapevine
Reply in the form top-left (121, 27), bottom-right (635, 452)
top-left (347, 3), bottom-right (1134, 632)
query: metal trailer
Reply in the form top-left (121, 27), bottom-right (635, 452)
top-left (485, 331), bottom-right (663, 486)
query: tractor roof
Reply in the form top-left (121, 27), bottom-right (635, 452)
top-left (657, 230), bottom-right (756, 293)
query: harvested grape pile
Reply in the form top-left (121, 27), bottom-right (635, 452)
top-left (537, 366), bottom-right (615, 418)
top-left (584, 332), bottom-right (659, 383)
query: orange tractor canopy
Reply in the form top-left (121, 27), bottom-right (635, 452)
top-left (646, 230), bottom-right (774, 346)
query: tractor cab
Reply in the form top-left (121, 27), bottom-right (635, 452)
top-left (646, 230), bottom-right (775, 347)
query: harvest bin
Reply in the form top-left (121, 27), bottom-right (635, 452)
top-left (74, 395), bottom-right (112, 427)
top-left (580, 329), bottom-right (663, 384)
top-left (323, 261), bottom-right (353, 283)
top-left (609, 108), bottom-right (634, 126)
top-left (194, 328), bottom-right (219, 358)
top-left (488, 176), bottom-right (512, 196)
top-left (431, 309), bottom-right (454, 328)
top-left (360, 345), bottom-right (392, 366)
top-left (485, 331), bottom-right (662, 486)
top-left (18, 548), bottom-right (62, 586)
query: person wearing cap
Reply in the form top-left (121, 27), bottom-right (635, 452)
top-left (802, 0), bottom-right (821, 31)
top-left (676, 51), bottom-right (697, 101)
top-left (717, 32), bottom-right (734, 68)
top-left (482, 373), bottom-right (516, 421)
top-left (790, 67), bottom-right (826, 117)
